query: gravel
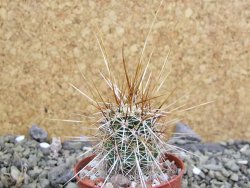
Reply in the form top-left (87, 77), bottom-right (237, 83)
top-left (180, 141), bottom-right (250, 188)
top-left (0, 124), bottom-right (249, 188)
top-left (0, 132), bottom-right (86, 187)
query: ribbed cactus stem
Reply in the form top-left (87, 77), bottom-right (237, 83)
top-left (99, 105), bottom-right (161, 181)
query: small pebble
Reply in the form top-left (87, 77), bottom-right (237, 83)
top-left (15, 135), bottom-right (25, 143)
top-left (214, 171), bottom-right (226, 181)
top-left (10, 166), bottom-right (20, 181)
top-left (240, 145), bottom-right (248, 153)
top-left (202, 164), bottom-right (222, 171)
top-left (29, 125), bottom-right (48, 142)
top-left (65, 182), bottom-right (78, 188)
top-left (237, 160), bottom-right (248, 165)
top-left (230, 173), bottom-right (239, 181)
top-left (221, 168), bottom-right (230, 177)
top-left (192, 166), bottom-right (201, 175)
top-left (40, 142), bottom-right (50, 148)
top-left (225, 161), bottom-right (240, 171)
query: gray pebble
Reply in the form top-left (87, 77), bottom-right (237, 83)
top-left (200, 183), bottom-right (206, 188)
top-left (182, 179), bottom-right (188, 188)
top-left (220, 182), bottom-right (231, 188)
top-left (38, 178), bottom-right (50, 188)
top-left (65, 155), bottom-right (76, 166)
top-left (27, 140), bottom-right (39, 148)
top-left (230, 173), bottom-right (239, 181)
top-left (208, 170), bottom-right (215, 178)
top-left (203, 164), bottom-right (223, 171)
top-left (247, 169), bottom-right (250, 176)
top-left (28, 166), bottom-right (42, 179)
top-left (10, 166), bottom-right (20, 181)
top-left (65, 182), bottom-right (78, 188)
top-left (14, 144), bottom-right (25, 153)
top-left (221, 168), bottom-right (230, 177)
top-left (191, 183), bottom-right (199, 188)
top-left (211, 179), bottom-right (224, 186)
top-left (0, 175), bottom-right (9, 187)
top-left (0, 167), bottom-right (7, 174)
top-left (247, 182), bottom-right (250, 188)
top-left (48, 164), bottom-right (74, 185)
top-left (28, 154), bottom-right (39, 167)
top-left (225, 161), bottom-right (240, 171)
top-left (215, 171), bottom-right (226, 181)
top-left (183, 143), bottom-right (225, 153)
top-left (4, 135), bottom-right (16, 143)
top-left (38, 170), bottom-right (48, 179)
top-left (47, 159), bottom-right (57, 166)
top-left (23, 148), bottom-right (31, 157)
top-left (29, 125), bottom-right (48, 142)
top-left (21, 182), bottom-right (37, 188)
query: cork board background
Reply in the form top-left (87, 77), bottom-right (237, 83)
top-left (0, 0), bottom-right (249, 141)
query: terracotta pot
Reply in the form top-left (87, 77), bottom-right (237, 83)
top-left (154, 153), bottom-right (185, 188)
top-left (74, 153), bottom-right (185, 188)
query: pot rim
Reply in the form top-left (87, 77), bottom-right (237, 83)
top-left (74, 153), bottom-right (185, 187)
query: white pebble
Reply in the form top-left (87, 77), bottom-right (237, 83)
top-left (40, 142), bottom-right (50, 148)
top-left (83, 146), bottom-right (92, 151)
top-left (192, 166), bottom-right (201, 175)
top-left (15, 135), bottom-right (25, 143)
top-left (240, 145), bottom-right (249, 153)
top-left (237, 160), bottom-right (248, 165)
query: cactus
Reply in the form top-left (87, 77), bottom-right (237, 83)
top-left (68, 37), bottom-right (180, 186)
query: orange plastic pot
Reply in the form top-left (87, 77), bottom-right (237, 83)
top-left (74, 153), bottom-right (185, 188)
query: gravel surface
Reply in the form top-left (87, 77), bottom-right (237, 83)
top-left (0, 124), bottom-right (249, 188)
top-left (179, 141), bottom-right (250, 188)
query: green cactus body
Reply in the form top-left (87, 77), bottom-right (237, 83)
top-left (101, 111), bottom-right (159, 179)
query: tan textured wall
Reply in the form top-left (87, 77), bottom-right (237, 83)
top-left (0, 0), bottom-right (249, 141)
